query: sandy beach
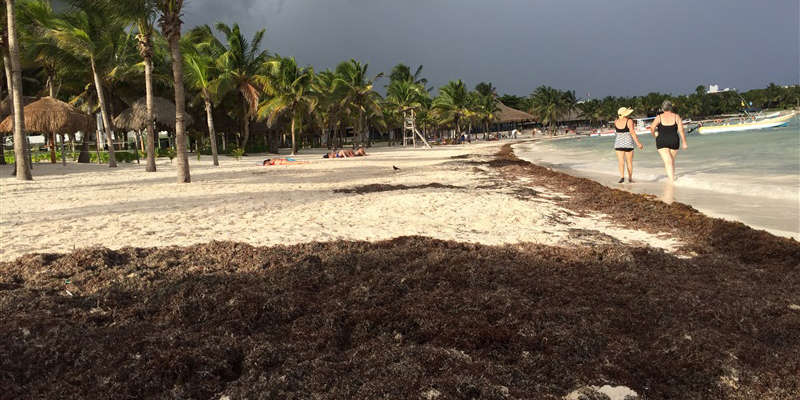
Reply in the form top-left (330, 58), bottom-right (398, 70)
top-left (0, 140), bottom-right (679, 261)
top-left (2, 141), bottom-right (799, 399)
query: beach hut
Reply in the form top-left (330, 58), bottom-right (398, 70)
top-left (113, 97), bottom-right (194, 151)
top-left (495, 101), bottom-right (536, 124)
top-left (0, 96), bottom-right (95, 164)
top-left (492, 101), bottom-right (536, 138)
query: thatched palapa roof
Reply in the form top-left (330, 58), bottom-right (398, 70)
top-left (0, 95), bottom-right (37, 115)
top-left (496, 101), bottom-right (536, 123)
top-left (113, 96), bottom-right (194, 131)
top-left (557, 109), bottom-right (588, 123)
top-left (0, 96), bottom-right (95, 134)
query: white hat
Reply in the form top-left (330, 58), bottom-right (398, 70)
top-left (617, 107), bottom-right (634, 118)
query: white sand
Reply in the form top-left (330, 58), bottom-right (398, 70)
top-left (0, 142), bottom-right (679, 261)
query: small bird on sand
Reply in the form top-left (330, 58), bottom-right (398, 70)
top-left (393, 166), bottom-right (399, 171)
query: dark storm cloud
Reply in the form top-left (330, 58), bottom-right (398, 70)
top-left (182, 0), bottom-right (799, 98)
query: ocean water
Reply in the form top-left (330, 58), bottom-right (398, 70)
top-left (515, 115), bottom-right (800, 239)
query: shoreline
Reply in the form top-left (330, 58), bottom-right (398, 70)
top-left (514, 136), bottom-right (800, 240)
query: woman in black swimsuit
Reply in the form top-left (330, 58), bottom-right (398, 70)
top-left (649, 101), bottom-right (688, 182)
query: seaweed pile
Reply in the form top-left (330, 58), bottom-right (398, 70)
top-left (2, 235), bottom-right (798, 399)
top-left (1, 145), bottom-right (798, 399)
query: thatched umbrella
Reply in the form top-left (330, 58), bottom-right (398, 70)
top-left (0, 97), bottom-right (95, 164)
top-left (0, 95), bottom-right (37, 115)
top-left (113, 97), bottom-right (194, 152)
top-left (113, 96), bottom-right (194, 131)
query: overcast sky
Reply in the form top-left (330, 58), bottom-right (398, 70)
top-left (180, 0), bottom-right (799, 99)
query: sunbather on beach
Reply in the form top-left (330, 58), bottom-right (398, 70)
top-left (261, 158), bottom-right (309, 165)
top-left (323, 149), bottom-right (367, 158)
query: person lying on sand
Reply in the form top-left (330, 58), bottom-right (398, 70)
top-left (323, 148), bottom-right (367, 158)
top-left (260, 158), bottom-right (309, 166)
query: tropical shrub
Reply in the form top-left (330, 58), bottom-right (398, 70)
top-left (230, 147), bottom-right (245, 161)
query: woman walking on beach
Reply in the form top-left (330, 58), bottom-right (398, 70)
top-left (650, 101), bottom-right (688, 182)
top-left (613, 107), bottom-right (644, 183)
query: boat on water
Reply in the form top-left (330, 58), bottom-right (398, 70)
top-left (587, 117), bottom-right (691, 137)
top-left (697, 112), bottom-right (795, 134)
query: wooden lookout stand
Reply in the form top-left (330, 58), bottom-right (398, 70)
top-left (402, 109), bottom-right (431, 148)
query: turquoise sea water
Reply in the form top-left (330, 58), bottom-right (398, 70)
top-left (515, 115), bottom-right (800, 238)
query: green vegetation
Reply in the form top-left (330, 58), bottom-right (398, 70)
top-left (230, 147), bottom-right (245, 161)
top-left (3, 149), bottom-right (144, 164)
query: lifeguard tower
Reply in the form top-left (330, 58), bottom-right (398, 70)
top-left (402, 108), bottom-right (431, 148)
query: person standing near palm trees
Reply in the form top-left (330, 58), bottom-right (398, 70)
top-left (613, 107), bottom-right (643, 183)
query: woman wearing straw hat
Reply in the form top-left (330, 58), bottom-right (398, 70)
top-left (649, 100), bottom-right (688, 182)
top-left (613, 107), bottom-right (643, 183)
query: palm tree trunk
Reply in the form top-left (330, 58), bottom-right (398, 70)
top-left (239, 93), bottom-right (250, 151)
top-left (357, 109), bottom-right (364, 149)
top-left (6, 0), bottom-right (31, 180)
top-left (325, 125), bottom-right (331, 150)
top-left (333, 123), bottom-right (339, 149)
top-left (77, 97), bottom-right (92, 163)
top-left (90, 58), bottom-right (117, 167)
top-left (48, 132), bottom-right (56, 163)
top-left (290, 116), bottom-right (297, 156)
top-left (241, 116), bottom-right (250, 151)
top-left (144, 55), bottom-right (157, 172)
top-left (203, 89), bottom-right (219, 166)
top-left (0, 37), bottom-right (12, 166)
top-left (46, 70), bottom-right (55, 97)
top-left (167, 34), bottom-right (190, 183)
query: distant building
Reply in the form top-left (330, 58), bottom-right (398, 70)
top-left (708, 85), bottom-right (734, 94)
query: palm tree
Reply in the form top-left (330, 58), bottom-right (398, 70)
top-left (312, 68), bottom-right (343, 149)
top-left (598, 96), bottom-right (620, 122)
top-left (5, 0), bottom-right (32, 179)
top-left (474, 81), bottom-right (496, 98)
top-left (787, 85), bottom-right (800, 108)
top-left (257, 56), bottom-right (318, 156)
top-left (388, 63), bottom-right (428, 89)
top-left (432, 79), bottom-right (470, 139)
top-left (475, 91), bottom-right (499, 139)
top-left (50, 7), bottom-right (119, 167)
top-left (333, 59), bottom-right (383, 148)
top-left (1, 4), bottom-right (15, 167)
top-left (577, 99), bottom-right (602, 128)
top-left (157, 0), bottom-right (189, 182)
top-left (718, 91), bottom-right (739, 113)
top-left (182, 36), bottom-right (220, 165)
top-left (764, 82), bottom-right (782, 110)
top-left (560, 89), bottom-right (578, 124)
top-left (695, 85), bottom-right (707, 97)
top-left (85, 0), bottom-right (162, 171)
top-left (18, 0), bottom-right (66, 97)
top-left (640, 92), bottom-right (669, 116)
top-left (208, 22), bottom-right (269, 152)
top-left (529, 85), bottom-right (561, 135)
top-left (386, 79), bottom-right (426, 110)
